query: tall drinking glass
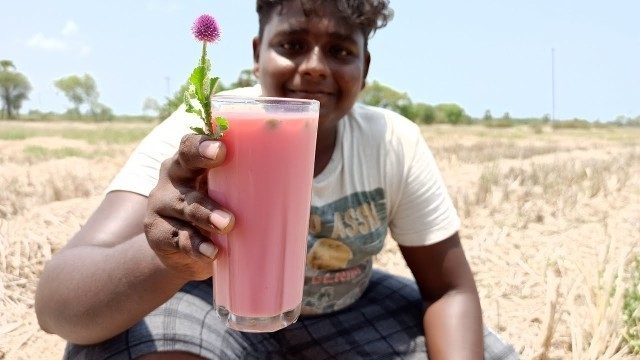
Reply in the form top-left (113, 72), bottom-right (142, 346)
top-left (207, 96), bottom-right (319, 332)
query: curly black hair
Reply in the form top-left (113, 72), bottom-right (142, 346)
top-left (256, 0), bottom-right (393, 45)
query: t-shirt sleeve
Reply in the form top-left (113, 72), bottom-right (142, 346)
top-left (104, 105), bottom-right (199, 196)
top-left (387, 120), bottom-right (461, 247)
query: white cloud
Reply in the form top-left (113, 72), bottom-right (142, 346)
top-left (25, 21), bottom-right (91, 56)
top-left (61, 21), bottom-right (79, 36)
top-left (26, 33), bottom-right (67, 50)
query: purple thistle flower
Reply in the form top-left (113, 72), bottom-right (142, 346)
top-left (192, 14), bottom-right (221, 43)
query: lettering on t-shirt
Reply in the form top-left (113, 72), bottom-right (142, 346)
top-left (303, 188), bottom-right (388, 314)
top-left (310, 266), bottom-right (363, 285)
top-left (310, 188), bottom-right (385, 238)
top-left (309, 201), bottom-right (382, 238)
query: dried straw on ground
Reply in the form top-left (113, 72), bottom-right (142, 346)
top-left (1, 122), bottom-right (639, 359)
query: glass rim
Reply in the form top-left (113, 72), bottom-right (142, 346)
top-left (211, 95), bottom-right (320, 107)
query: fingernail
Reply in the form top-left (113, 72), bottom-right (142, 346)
top-left (199, 141), bottom-right (221, 160)
top-left (210, 210), bottom-right (232, 230)
top-left (199, 241), bottom-right (218, 259)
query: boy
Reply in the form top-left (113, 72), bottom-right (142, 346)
top-left (36, 1), bottom-right (518, 358)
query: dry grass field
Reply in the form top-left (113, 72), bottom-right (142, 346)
top-left (1, 120), bottom-right (639, 359)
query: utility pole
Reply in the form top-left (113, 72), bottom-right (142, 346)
top-left (551, 48), bottom-right (556, 122)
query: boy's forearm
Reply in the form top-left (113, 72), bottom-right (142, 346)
top-left (423, 289), bottom-right (484, 359)
top-left (35, 234), bottom-right (187, 345)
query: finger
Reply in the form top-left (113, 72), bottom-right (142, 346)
top-left (169, 134), bottom-right (227, 183)
top-left (144, 214), bottom-right (218, 260)
top-left (150, 184), bottom-right (235, 234)
top-left (197, 241), bottom-right (218, 259)
top-left (190, 224), bottom-right (219, 258)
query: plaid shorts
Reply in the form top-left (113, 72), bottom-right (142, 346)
top-left (64, 270), bottom-right (518, 359)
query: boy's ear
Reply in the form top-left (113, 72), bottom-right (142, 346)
top-left (252, 37), bottom-right (261, 79)
top-left (361, 50), bottom-right (371, 90)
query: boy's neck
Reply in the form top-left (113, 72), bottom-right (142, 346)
top-left (313, 126), bottom-right (337, 177)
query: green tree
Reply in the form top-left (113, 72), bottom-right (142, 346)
top-left (0, 60), bottom-right (15, 71)
top-left (54, 74), bottom-right (100, 117)
top-left (358, 80), bottom-right (415, 119)
top-left (89, 102), bottom-right (114, 121)
top-left (413, 102), bottom-right (436, 124)
top-left (483, 109), bottom-right (493, 122)
top-left (0, 60), bottom-right (32, 119)
top-left (228, 69), bottom-right (257, 89)
top-left (435, 103), bottom-right (469, 124)
top-left (158, 82), bottom-right (190, 120)
top-left (142, 97), bottom-right (161, 115)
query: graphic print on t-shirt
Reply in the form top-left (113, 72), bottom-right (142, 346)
top-left (302, 188), bottom-right (388, 314)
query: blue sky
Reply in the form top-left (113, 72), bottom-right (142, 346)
top-left (2, 1), bottom-right (638, 121)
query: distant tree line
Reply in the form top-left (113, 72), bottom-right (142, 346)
top-left (359, 80), bottom-right (471, 125)
top-left (0, 59), bottom-right (114, 121)
top-left (2, 59), bottom-right (640, 127)
top-left (358, 80), bottom-right (640, 128)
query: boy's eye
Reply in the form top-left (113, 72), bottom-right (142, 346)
top-left (280, 41), bottom-right (305, 52)
top-left (329, 46), bottom-right (354, 59)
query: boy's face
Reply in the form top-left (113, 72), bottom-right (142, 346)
top-left (253, 1), bottom-right (370, 129)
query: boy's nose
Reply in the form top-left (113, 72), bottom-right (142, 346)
top-left (299, 47), bottom-right (329, 79)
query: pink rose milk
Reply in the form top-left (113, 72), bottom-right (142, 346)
top-left (207, 96), bottom-right (318, 332)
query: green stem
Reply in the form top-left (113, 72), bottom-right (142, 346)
top-left (200, 42), bottom-right (207, 67)
top-left (200, 42), bottom-right (213, 136)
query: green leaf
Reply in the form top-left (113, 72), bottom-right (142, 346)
top-left (183, 92), bottom-right (204, 119)
top-left (210, 77), bottom-right (219, 95)
top-left (190, 65), bottom-right (206, 89)
top-left (215, 116), bottom-right (229, 131)
top-left (183, 90), bottom-right (190, 105)
top-left (183, 91), bottom-right (194, 108)
top-left (183, 91), bottom-right (193, 111)
top-left (210, 116), bottom-right (229, 139)
top-left (190, 65), bottom-right (206, 103)
top-left (185, 107), bottom-right (203, 120)
top-left (190, 126), bottom-right (207, 135)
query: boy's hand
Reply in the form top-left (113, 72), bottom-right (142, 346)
top-left (144, 133), bottom-right (235, 281)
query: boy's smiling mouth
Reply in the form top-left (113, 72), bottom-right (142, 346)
top-left (287, 88), bottom-right (335, 101)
